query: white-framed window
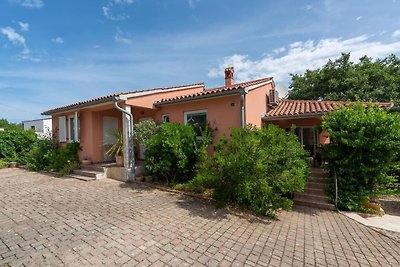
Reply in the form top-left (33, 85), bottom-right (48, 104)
top-left (184, 110), bottom-right (207, 139)
top-left (67, 115), bottom-right (80, 142)
top-left (162, 114), bottom-right (170, 123)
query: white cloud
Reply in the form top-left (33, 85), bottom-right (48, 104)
top-left (18, 22), bottom-right (29, 32)
top-left (19, 47), bottom-right (40, 62)
top-left (273, 47), bottom-right (286, 54)
top-left (305, 5), bottom-right (312, 10)
top-left (114, 29), bottom-right (133, 45)
top-left (0, 27), bottom-right (25, 46)
top-left (356, 16), bottom-right (363, 21)
top-left (188, 0), bottom-right (200, 8)
top-left (392, 29), bottom-right (400, 38)
top-left (208, 34), bottom-right (400, 83)
top-left (102, 0), bottom-right (134, 20)
top-left (51, 37), bottom-right (64, 44)
top-left (9, 0), bottom-right (43, 9)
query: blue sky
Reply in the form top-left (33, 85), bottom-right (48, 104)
top-left (0, 0), bottom-right (399, 122)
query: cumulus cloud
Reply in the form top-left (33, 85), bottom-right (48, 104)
top-left (51, 37), bottom-right (64, 44)
top-left (18, 22), bottom-right (29, 32)
top-left (393, 29), bottom-right (400, 38)
top-left (9, 0), bottom-right (43, 9)
top-left (356, 16), bottom-right (363, 20)
top-left (114, 29), bottom-right (133, 45)
top-left (208, 35), bottom-right (400, 83)
top-left (102, 0), bottom-right (133, 20)
top-left (0, 27), bottom-right (25, 45)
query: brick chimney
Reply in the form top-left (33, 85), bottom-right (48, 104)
top-left (224, 67), bottom-right (234, 87)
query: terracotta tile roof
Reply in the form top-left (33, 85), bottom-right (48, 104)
top-left (42, 82), bottom-right (204, 115)
top-left (265, 100), bottom-right (393, 119)
top-left (155, 77), bottom-right (273, 105)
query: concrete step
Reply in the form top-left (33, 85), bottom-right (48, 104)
top-left (294, 200), bottom-right (336, 211)
top-left (308, 177), bottom-right (330, 184)
top-left (81, 165), bottom-right (105, 172)
top-left (65, 174), bottom-right (96, 182)
top-left (294, 192), bottom-right (330, 203)
top-left (304, 187), bottom-right (327, 196)
top-left (73, 169), bottom-right (104, 179)
top-left (305, 182), bottom-right (328, 190)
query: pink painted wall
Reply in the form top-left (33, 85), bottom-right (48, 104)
top-left (155, 95), bottom-right (242, 142)
top-left (51, 104), bottom-right (122, 163)
top-left (245, 83), bottom-right (274, 127)
top-left (126, 85), bottom-right (204, 109)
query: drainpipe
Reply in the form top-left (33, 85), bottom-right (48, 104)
top-left (113, 97), bottom-right (135, 181)
top-left (239, 89), bottom-right (246, 128)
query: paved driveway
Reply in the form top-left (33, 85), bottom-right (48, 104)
top-left (0, 168), bottom-right (399, 266)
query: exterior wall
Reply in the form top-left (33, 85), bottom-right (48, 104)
top-left (245, 83), bottom-right (274, 127)
top-left (126, 85), bottom-right (204, 109)
top-left (22, 118), bottom-right (52, 135)
top-left (52, 104), bottom-right (122, 163)
top-left (155, 95), bottom-right (242, 141)
top-left (265, 116), bottom-right (329, 144)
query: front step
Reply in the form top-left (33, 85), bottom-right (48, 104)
top-left (294, 168), bottom-right (335, 211)
top-left (73, 169), bottom-right (104, 179)
top-left (65, 174), bottom-right (96, 181)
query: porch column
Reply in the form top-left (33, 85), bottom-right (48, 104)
top-left (74, 111), bottom-right (79, 141)
top-left (122, 105), bottom-right (132, 169)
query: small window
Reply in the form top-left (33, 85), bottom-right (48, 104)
top-left (30, 125), bottom-right (35, 130)
top-left (184, 110), bottom-right (207, 139)
top-left (162, 114), bottom-right (170, 123)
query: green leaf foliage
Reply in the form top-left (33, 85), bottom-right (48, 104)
top-left (0, 129), bottom-right (37, 163)
top-left (48, 142), bottom-right (82, 175)
top-left (289, 53), bottom-right (400, 102)
top-left (192, 125), bottom-right (309, 217)
top-left (25, 137), bottom-right (56, 171)
top-left (322, 104), bottom-right (400, 210)
top-left (145, 123), bottom-right (210, 184)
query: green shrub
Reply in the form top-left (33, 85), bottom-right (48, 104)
top-left (49, 142), bottom-right (82, 175)
top-left (0, 159), bottom-right (9, 169)
top-left (0, 129), bottom-right (37, 163)
top-left (145, 123), bottom-right (210, 184)
top-left (192, 125), bottom-right (309, 217)
top-left (322, 104), bottom-right (400, 211)
top-left (26, 137), bottom-right (56, 171)
top-left (135, 120), bottom-right (158, 144)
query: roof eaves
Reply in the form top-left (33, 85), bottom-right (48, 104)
top-left (42, 96), bottom-right (117, 116)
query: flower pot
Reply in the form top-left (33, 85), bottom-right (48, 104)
top-left (115, 155), bottom-right (124, 167)
top-left (81, 159), bottom-right (92, 166)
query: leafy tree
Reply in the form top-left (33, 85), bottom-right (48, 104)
top-left (322, 104), bottom-right (400, 211)
top-left (289, 53), bottom-right (400, 102)
top-left (0, 118), bottom-right (22, 131)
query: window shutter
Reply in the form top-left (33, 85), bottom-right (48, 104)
top-left (58, 116), bottom-right (67, 142)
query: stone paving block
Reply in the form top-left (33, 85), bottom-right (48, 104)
top-left (0, 168), bottom-right (399, 266)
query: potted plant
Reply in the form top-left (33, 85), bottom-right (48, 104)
top-left (81, 156), bottom-right (92, 165)
top-left (134, 120), bottom-right (158, 160)
top-left (106, 129), bottom-right (124, 166)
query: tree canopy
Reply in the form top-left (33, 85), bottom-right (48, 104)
top-left (288, 53), bottom-right (400, 102)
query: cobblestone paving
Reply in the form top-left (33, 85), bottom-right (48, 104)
top-left (0, 168), bottom-right (399, 266)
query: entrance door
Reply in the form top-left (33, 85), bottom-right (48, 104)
top-left (103, 116), bottom-right (119, 162)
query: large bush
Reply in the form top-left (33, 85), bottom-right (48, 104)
top-left (322, 104), bottom-right (400, 211)
top-left (191, 125), bottom-right (309, 217)
top-left (0, 129), bottom-right (37, 164)
top-left (145, 123), bottom-right (209, 184)
top-left (26, 137), bottom-right (56, 171)
top-left (48, 142), bottom-right (82, 175)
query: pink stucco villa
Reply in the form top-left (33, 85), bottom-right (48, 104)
top-left (42, 67), bottom-right (393, 181)
top-left (42, 67), bottom-right (278, 179)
